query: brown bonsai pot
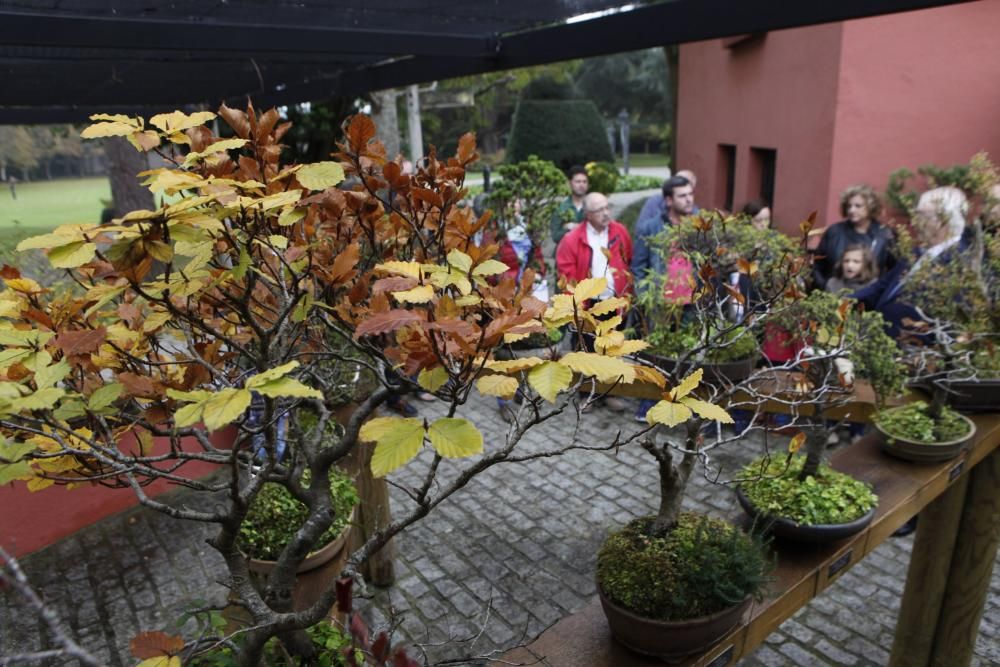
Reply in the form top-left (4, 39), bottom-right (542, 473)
top-left (598, 587), bottom-right (750, 661)
top-left (873, 415), bottom-right (976, 464)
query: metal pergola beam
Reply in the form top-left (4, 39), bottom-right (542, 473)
top-left (0, 10), bottom-right (498, 59)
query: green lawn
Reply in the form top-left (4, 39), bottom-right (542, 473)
top-left (0, 177), bottom-right (111, 248)
top-left (615, 153), bottom-right (671, 169)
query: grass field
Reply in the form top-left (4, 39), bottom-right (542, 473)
top-left (0, 177), bottom-right (111, 248)
top-left (615, 153), bottom-right (671, 169)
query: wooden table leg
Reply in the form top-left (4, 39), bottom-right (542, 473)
top-left (929, 449), bottom-right (1000, 666)
top-left (889, 472), bottom-right (969, 667)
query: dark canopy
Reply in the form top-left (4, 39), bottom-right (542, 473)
top-left (0, 0), bottom-right (966, 124)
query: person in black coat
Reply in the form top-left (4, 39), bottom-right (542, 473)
top-left (813, 185), bottom-right (895, 290)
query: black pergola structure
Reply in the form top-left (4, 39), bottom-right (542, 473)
top-left (0, 0), bottom-right (967, 124)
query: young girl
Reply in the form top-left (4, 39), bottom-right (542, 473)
top-left (825, 243), bottom-right (877, 294)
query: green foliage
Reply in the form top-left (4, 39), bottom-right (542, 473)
top-left (486, 155), bottom-right (566, 244)
top-left (585, 161), bottom-right (619, 195)
top-left (648, 322), bottom-right (756, 364)
top-left (506, 100), bottom-right (613, 170)
top-left (887, 153), bottom-right (999, 213)
top-left (875, 401), bottom-right (971, 443)
top-left (597, 514), bottom-right (771, 621)
top-left (186, 612), bottom-right (353, 666)
top-left (237, 468), bottom-right (358, 561)
top-left (740, 456), bottom-right (878, 526)
top-left (520, 74), bottom-right (579, 100)
top-left (615, 173), bottom-right (662, 192)
top-left (617, 199), bottom-right (645, 237)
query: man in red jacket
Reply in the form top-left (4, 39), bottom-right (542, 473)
top-left (556, 192), bottom-right (633, 297)
top-left (555, 192), bottom-right (633, 412)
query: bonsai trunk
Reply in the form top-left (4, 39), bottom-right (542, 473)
top-left (929, 382), bottom-right (947, 421)
top-left (650, 421), bottom-right (700, 535)
top-left (798, 424), bottom-right (827, 481)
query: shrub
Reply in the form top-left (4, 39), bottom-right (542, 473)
top-left (740, 456), bottom-right (878, 526)
top-left (506, 100), bottom-right (613, 170)
top-left (597, 514), bottom-right (770, 621)
top-left (615, 173), bottom-right (662, 192)
top-left (647, 322), bottom-right (757, 364)
top-left (238, 468), bottom-right (359, 562)
top-left (585, 161), bottom-right (619, 196)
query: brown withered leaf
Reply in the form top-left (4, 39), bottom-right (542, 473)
top-left (424, 318), bottom-right (477, 338)
top-left (274, 121), bottom-right (292, 143)
top-left (118, 372), bottom-right (158, 399)
top-left (456, 132), bottom-right (477, 164)
top-left (373, 276), bottom-right (418, 294)
top-left (369, 291), bottom-right (390, 313)
top-left (54, 327), bottom-right (107, 357)
top-left (24, 308), bottom-right (54, 330)
top-left (483, 311), bottom-right (535, 346)
top-left (348, 274), bottom-right (370, 305)
top-left (1, 264), bottom-right (21, 279)
top-left (353, 309), bottom-right (427, 339)
top-left (412, 188), bottom-right (444, 209)
top-left (118, 303), bottom-right (140, 328)
top-left (131, 631), bottom-right (184, 659)
top-left (330, 243), bottom-right (360, 284)
top-left (257, 108), bottom-right (280, 140)
top-left (347, 114), bottom-right (376, 152)
top-left (218, 103), bottom-right (251, 139)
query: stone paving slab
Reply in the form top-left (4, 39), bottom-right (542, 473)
top-left (2, 391), bottom-right (997, 666)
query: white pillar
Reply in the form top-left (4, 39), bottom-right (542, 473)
top-left (406, 84), bottom-right (423, 164)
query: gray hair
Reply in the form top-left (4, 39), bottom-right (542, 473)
top-left (918, 186), bottom-right (967, 240)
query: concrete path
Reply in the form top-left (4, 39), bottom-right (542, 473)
top-left (2, 392), bottom-right (997, 666)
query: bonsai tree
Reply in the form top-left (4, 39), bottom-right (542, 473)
top-left (0, 106), bottom-right (732, 666)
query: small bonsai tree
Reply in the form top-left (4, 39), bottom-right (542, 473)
top-left (0, 106), bottom-right (730, 666)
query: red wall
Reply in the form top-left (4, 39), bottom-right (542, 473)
top-left (677, 24), bottom-right (844, 234)
top-left (677, 2), bottom-right (1000, 233)
top-left (0, 428), bottom-right (233, 557)
top-left (827, 2), bottom-right (1000, 225)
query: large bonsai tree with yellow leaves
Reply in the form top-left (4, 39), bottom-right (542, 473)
top-left (0, 105), bottom-right (730, 665)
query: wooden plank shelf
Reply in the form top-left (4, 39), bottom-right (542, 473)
top-left (503, 412), bottom-right (1000, 667)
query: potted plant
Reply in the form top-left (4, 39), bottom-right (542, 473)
top-left (736, 291), bottom-right (905, 542)
top-left (643, 319), bottom-right (758, 384)
top-left (873, 400), bottom-right (976, 463)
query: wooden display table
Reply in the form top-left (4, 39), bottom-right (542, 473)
top-left (502, 413), bottom-right (1000, 667)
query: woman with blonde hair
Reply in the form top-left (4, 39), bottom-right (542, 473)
top-left (812, 184), bottom-right (895, 289)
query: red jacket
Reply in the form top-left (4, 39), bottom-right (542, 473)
top-left (497, 239), bottom-right (546, 283)
top-left (556, 221), bottom-right (633, 296)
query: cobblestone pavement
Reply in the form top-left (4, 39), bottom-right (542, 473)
top-left (2, 392), bottom-right (997, 666)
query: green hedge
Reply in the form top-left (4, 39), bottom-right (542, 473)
top-left (507, 100), bottom-right (613, 171)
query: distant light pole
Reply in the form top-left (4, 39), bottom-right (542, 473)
top-left (618, 109), bottom-right (630, 175)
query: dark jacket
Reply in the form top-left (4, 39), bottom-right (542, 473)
top-left (812, 219), bottom-right (895, 289)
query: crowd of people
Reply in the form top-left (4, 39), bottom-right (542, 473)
top-left (385, 159), bottom-right (978, 431)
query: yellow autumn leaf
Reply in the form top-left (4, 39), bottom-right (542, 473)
top-left (447, 249), bottom-right (473, 273)
top-left (670, 368), bottom-right (704, 401)
top-left (595, 331), bottom-right (625, 353)
top-left (788, 431), bottom-right (806, 454)
top-left (149, 110), bottom-right (216, 133)
top-left (418, 367), bottom-right (449, 393)
top-left (296, 161), bottom-right (346, 190)
top-left (80, 120), bottom-right (141, 139)
top-left (558, 352), bottom-right (636, 384)
top-left (485, 357), bottom-right (545, 373)
top-left (137, 657), bottom-right (182, 667)
top-left (142, 310), bottom-right (172, 333)
top-left (268, 235), bottom-right (289, 249)
top-left (277, 207), bottom-right (305, 227)
top-left (47, 241), bottom-right (97, 269)
top-left (475, 374), bottom-right (519, 399)
top-left (647, 400), bottom-right (693, 427)
top-left (183, 138), bottom-right (249, 166)
top-left (607, 340), bottom-right (650, 357)
top-left (392, 284), bottom-right (434, 304)
top-left (427, 417), bottom-right (483, 458)
top-left (376, 261), bottom-right (422, 279)
top-left (595, 316), bottom-right (623, 337)
top-left (201, 388), bottom-right (252, 431)
top-left (361, 417), bottom-right (425, 477)
top-left (572, 277), bottom-right (607, 304)
top-left (454, 294), bottom-right (481, 307)
top-left (4, 278), bottom-right (42, 293)
top-left (588, 297), bottom-right (629, 317)
top-left (633, 364), bottom-right (667, 388)
top-left (503, 331), bottom-right (531, 343)
top-left (679, 397), bottom-right (734, 424)
top-left (528, 362), bottom-right (573, 403)
top-left (471, 259), bottom-right (510, 277)
top-left (252, 377), bottom-right (322, 400)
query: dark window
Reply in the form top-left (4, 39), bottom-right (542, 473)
top-left (750, 147), bottom-right (777, 208)
top-left (717, 144), bottom-right (736, 211)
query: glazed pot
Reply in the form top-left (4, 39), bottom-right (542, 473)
top-left (735, 487), bottom-right (875, 543)
top-left (873, 414), bottom-right (976, 464)
top-left (598, 587), bottom-right (750, 661)
top-left (940, 378), bottom-right (1000, 414)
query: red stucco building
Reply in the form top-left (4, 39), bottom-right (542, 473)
top-left (676, 1), bottom-right (1000, 234)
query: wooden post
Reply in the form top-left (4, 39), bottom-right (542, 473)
top-left (889, 473), bottom-right (969, 666)
top-left (928, 449), bottom-right (1000, 666)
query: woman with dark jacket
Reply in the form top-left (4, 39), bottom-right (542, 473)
top-left (813, 185), bottom-right (895, 290)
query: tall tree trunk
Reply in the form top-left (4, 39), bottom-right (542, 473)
top-left (370, 89), bottom-right (401, 161)
top-left (103, 136), bottom-right (154, 217)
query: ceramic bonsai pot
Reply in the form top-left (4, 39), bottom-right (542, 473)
top-left (735, 486), bottom-right (875, 543)
top-left (941, 378), bottom-right (1000, 414)
top-left (873, 415), bottom-right (976, 463)
top-left (598, 587), bottom-right (750, 661)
